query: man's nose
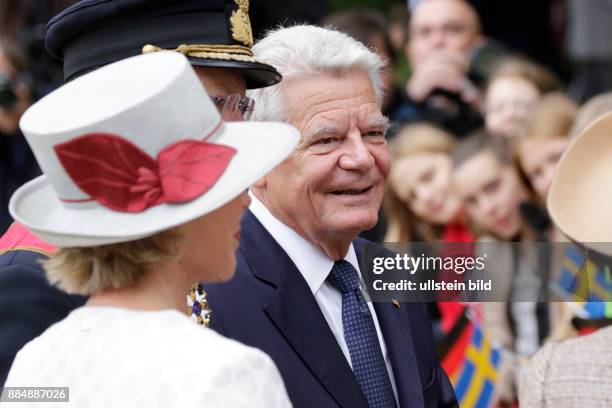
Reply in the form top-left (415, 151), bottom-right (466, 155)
top-left (338, 135), bottom-right (375, 171)
top-left (431, 30), bottom-right (447, 49)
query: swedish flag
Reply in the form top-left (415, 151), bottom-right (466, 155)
top-left (555, 245), bottom-right (612, 303)
top-left (451, 324), bottom-right (500, 408)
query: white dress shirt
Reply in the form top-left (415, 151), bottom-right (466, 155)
top-left (249, 193), bottom-right (399, 402)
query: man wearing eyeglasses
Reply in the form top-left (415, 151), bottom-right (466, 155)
top-left (0, 0), bottom-right (277, 386)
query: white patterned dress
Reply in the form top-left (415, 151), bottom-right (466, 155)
top-left (4, 307), bottom-right (292, 407)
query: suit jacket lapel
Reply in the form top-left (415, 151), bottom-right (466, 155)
top-left (241, 211), bottom-right (369, 408)
top-left (373, 302), bottom-right (425, 408)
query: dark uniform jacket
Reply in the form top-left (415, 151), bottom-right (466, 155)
top-left (0, 223), bottom-right (85, 386)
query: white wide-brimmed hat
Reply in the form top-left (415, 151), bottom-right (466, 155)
top-left (548, 112), bottom-right (612, 256)
top-left (10, 51), bottom-right (299, 247)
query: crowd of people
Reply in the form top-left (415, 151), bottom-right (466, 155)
top-left (0, 0), bottom-right (611, 407)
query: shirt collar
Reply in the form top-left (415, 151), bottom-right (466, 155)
top-left (248, 192), bottom-right (360, 295)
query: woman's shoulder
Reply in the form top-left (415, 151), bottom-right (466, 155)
top-left (549, 325), bottom-right (612, 352)
top-left (520, 327), bottom-right (612, 407)
top-left (530, 325), bottom-right (612, 369)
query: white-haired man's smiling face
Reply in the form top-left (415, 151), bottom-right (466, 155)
top-left (253, 69), bottom-right (390, 259)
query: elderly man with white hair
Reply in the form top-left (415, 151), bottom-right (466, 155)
top-left (201, 25), bottom-right (457, 408)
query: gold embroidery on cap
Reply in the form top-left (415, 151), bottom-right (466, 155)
top-left (140, 43), bottom-right (264, 64)
top-left (141, 44), bottom-right (162, 54)
top-left (230, 0), bottom-right (253, 48)
top-left (176, 44), bottom-right (253, 56)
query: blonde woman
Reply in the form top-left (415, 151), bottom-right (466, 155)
top-left (385, 123), bottom-right (469, 243)
top-left (512, 93), bottom-right (577, 343)
top-left (453, 132), bottom-right (550, 405)
top-left (384, 123), bottom-right (472, 343)
top-left (4, 52), bottom-right (299, 406)
top-left (516, 92), bottom-right (578, 205)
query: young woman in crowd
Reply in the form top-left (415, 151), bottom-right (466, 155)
top-left (453, 131), bottom-right (555, 404)
top-left (484, 57), bottom-right (561, 141)
top-left (516, 93), bottom-right (577, 206)
top-left (384, 123), bottom-right (472, 342)
top-left (512, 93), bottom-right (579, 345)
top-left (453, 131), bottom-right (531, 242)
top-left (513, 92), bottom-right (578, 246)
top-left (385, 123), bottom-right (469, 242)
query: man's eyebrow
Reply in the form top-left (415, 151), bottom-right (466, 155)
top-left (304, 118), bottom-right (391, 139)
top-left (304, 126), bottom-right (340, 142)
top-left (366, 117), bottom-right (391, 131)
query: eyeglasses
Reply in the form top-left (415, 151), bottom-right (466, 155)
top-left (212, 94), bottom-right (255, 122)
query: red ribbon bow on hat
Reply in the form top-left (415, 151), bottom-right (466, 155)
top-left (55, 133), bottom-right (236, 212)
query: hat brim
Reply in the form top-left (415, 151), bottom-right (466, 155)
top-left (548, 112), bottom-right (612, 256)
top-left (9, 121), bottom-right (299, 247)
top-left (187, 56), bottom-right (281, 89)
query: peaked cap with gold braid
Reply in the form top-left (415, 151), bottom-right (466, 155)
top-left (46, 0), bottom-right (281, 88)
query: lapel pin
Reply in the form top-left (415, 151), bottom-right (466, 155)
top-left (392, 299), bottom-right (400, 309)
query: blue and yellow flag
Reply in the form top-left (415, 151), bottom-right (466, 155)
top-left (451, 324), bottom-right (500, 408)
top-left (554, 245), bottom-right (612, 317)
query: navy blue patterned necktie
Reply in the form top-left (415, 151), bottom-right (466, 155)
top-left (327, 260), bottom-right (397, 408)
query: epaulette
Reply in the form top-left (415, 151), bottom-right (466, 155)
top-left (0, 223), bottom-right (56, 256)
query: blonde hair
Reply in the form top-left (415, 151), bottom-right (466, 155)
top-left (569, 92), bottom-right (612, 139)
top-left (43, 228), bottom-right (181, 295)
top-left (516, 93), bottom-right (577, 197)
top-left (384, 124), bottom-right (455, 242)
top-left (486, 56), bottom-right (561, 95)
top-left (524, 92), bottom-right (578, 140)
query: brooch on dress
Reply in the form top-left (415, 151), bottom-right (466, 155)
top-left (187, 283), bottom-right (211, 327)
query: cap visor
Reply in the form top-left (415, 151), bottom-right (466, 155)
top-left (187, 57), bottom-right (282, 89)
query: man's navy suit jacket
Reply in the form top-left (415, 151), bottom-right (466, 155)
top-left (204, 211), bottom-right (458, 407)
